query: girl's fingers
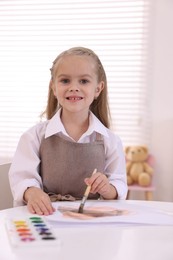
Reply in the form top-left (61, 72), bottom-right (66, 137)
top-left (42, 196), bottom-right (55, 214)
top-left (85, 172), bottom-right (100, 185)
top-left (27, 203), bottom-right (36, 214)
top-left (94, 182), bottom-right (107, 194)
top-left (27, 198), bottom-right (54, 215)
top-left (86, 173), bottom-right (112, 197)
top-left (91, 178), bottom-right (105, 193)
top-left (28, 201), bottom-right (43, 215)
top-left (25, 187), bottom-right (55, 215)
top-left (90, 174), bottom-right (109, 194)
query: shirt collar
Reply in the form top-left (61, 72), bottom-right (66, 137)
top-left (86, 112), bottom-right (109, 137)
top-left (45, 109), bottom-right (109, 138)
top-left (45, 109), bottom-right (66, 138)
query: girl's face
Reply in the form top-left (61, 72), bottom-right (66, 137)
top-left (51, 55), bottom-right (104, 116)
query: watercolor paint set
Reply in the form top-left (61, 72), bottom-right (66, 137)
top-left (6, 216), bottom-right (61, 248)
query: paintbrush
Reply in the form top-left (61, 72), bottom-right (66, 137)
top-left (78, 168), bottom-right (97, 214)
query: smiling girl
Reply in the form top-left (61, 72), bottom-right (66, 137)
top-left (9, 47), bottom-right (127, 215)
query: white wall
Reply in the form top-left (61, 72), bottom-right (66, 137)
top-left (150, 0), bottom-right (173, 202)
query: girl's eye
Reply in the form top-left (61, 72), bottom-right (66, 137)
top-left (60, 79), bottom-right (69, 84)
top-left (80, 79), bottom-right (89, 84)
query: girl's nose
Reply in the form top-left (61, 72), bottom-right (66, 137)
top-left (68, 83), bottom-right (79, 92)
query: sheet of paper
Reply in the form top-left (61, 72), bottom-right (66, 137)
top-left (45, 201), bottom-right (173, 226)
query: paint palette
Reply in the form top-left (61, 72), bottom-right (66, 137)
top-left (6, 216), bottom-right (61, 248)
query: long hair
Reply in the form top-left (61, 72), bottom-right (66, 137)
top-left (43, 47), bottom-right (111, 128)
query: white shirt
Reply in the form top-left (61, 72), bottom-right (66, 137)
top-left (9, 110), bottom-right (127, 206)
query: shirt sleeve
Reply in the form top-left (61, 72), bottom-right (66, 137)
top-left (8, 127), bottom-right (44, 207)
top-left (104, 131), bottom-right (128, 200)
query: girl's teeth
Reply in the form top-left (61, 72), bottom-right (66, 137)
top-left (69, 97), bottom-right (81, 100)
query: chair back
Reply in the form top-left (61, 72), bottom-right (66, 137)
top-left (0, 163), bottom-right (13, 210)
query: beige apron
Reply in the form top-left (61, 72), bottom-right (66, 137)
top-left (39, 134), bottom-right (105, 201)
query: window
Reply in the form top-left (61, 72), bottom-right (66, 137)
top-left (0, 0), bottom-right (151, 162)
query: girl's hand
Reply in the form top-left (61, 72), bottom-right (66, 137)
top-left (84, 172), bottom-right (118, 199)
top-left (23, 187), bottom-right (55, 215)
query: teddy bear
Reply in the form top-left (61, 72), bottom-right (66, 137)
top-left (125, 146), bottom-right (154, 187)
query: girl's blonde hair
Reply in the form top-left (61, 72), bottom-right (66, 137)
top-left (43, 47), bottom-right (111, 128)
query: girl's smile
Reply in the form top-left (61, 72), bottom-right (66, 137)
top-left (66, 95), bottom-right (84, 102)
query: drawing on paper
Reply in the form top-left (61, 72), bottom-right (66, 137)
top-left (58, 206), bottom-right (132, 220)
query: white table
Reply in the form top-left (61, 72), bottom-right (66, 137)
top-left (1, 200), bottom-right (173, 260)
